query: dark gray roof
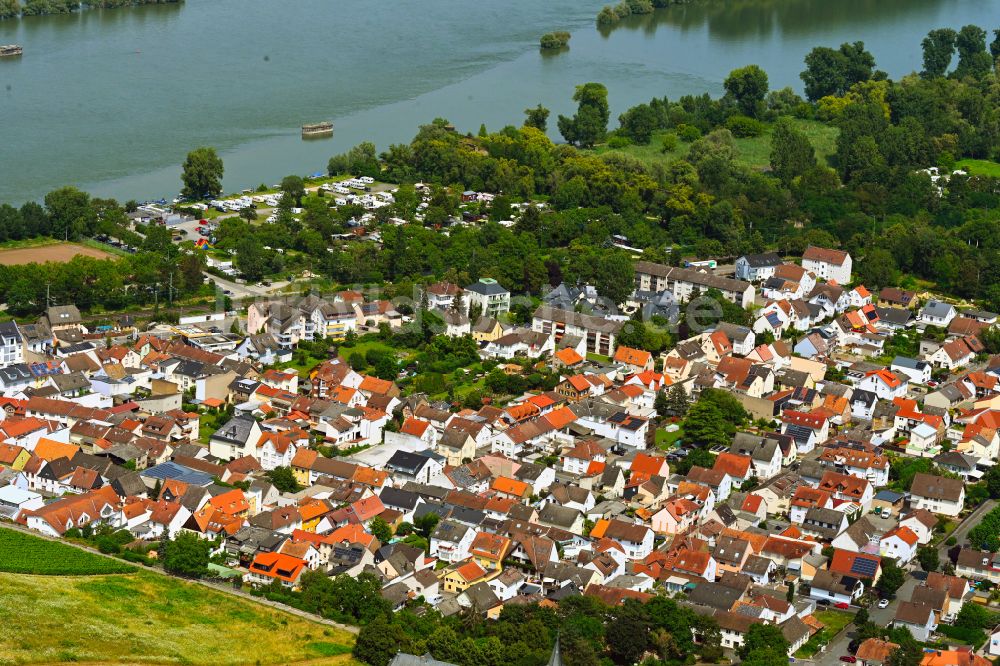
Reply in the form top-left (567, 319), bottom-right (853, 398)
top-left (875, 307), bottom-right (913, 326)
top-left (0, 320), bottom-right (22, 341)
top-left (921, 300), bottom-right (955, 318)
top-left (465, 278), bottom-right (508, 296)
top-left (211, 416), bottom-right (257, 446)
top-left (739, 253), bottom-right (782, 268)
top-left (379, 487), bottom-right (422, 511)
top-left (686, 581), bottom-right (743, 611)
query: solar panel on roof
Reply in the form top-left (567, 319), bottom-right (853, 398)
top-left (850, 557), bottom-right (879, 577)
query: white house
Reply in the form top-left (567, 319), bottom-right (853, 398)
top-left (430, 520), bottom-right (475, 563)
top-left (879, 526), bottom-right (918, 564)
top-left (859, 369), bottom-right (908, 400)
top-left (0, 321), bottom-right (24, 369)
top-left (909, 473), bottom-right (965, 517)
top-left (735, 253), bottom-right (782, 283)
top-left (890, 357), bottom-right (932, 385)
top-left (464, 278), bottom-right (510, 318)
top-left (208, 416), bottom-right (264, 462)
top-left (801, 246), bottom-right (852, 284)
top-left (918, 300), bottom-right (957, 328)
top-left (591, 519), bottom-right (654, 560)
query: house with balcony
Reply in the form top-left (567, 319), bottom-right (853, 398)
top-left (465, 278), bottom-right (510, 318)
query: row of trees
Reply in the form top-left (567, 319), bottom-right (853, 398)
top-left (354, 595), bottom-right (723, 666)
top-left (0, 0), bottom-right (179, 18)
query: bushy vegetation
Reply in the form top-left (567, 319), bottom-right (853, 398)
top-left (5, 0), bottom-right (180, 17)
top-left (539, 31), bottom-right (570, 50)
top-left (0, 528), bottom-right (135, 575)
top-left (354, 595), bottom-right (724, 666)
top-left (969, 503), bottom-right (1000, 551)
top-left (7, 27), bottom-right (1000, 328)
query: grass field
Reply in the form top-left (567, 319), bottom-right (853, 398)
top-left (0, 528), bottom-right (135, 575)
top-left (795, 609), bottom-right (854, 658)
top-left (0, 241), bottom-right (115, 266)
top-left (655, 427), bottom-right (684, 450)
top-left (590, 118), bottom-right (839, 171)
top-left (955, 158), bottom-right (1000, 177)
top-left (0, 570), bottom-right (358, 665)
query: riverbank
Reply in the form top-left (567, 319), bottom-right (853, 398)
top-left (0, 0), bottom-right (181, 21)
top-left (2, 0), bottom-right (997, 204)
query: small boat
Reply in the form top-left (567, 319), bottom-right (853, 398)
top-left (301, 122), bottom-right (333, 139)
top-left (0, 45), bottom-right (23, 58)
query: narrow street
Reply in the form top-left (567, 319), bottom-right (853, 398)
top-left (809, 501), bottom-right (994, 666)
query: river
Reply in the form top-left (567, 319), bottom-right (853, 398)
top-left (0, 0), bottom-right (997, 204)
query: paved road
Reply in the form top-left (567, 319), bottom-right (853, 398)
top-left (810, 502), bottom-right (994, 666)
top-left (812, 575), bottom-right (921, 666)
top-left (943, 499), bottom-right (995, 557)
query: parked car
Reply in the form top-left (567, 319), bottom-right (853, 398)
top-left (834, 602), bottom-right (850, 609)
top-left (840, 657), bottom-right (857, 663)
top-left (878, 599), bottom-right (890, 609)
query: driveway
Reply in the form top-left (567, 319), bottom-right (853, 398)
top-left (812, 576), bottom-right (919, 666)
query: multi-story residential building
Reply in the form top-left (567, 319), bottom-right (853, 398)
top-left (464, 278), bottom-right (510, 318)
top-left (0, 321), bottom-right (24, 369)
top-left (634, 261), bottom-right (755, 309)
top-left (801, 246), bottom-right (852, 284)
top-left (531, 306), bottom-right (622, 356)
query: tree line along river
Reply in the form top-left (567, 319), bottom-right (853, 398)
top-left (0, 0), bottom-right (997, 203)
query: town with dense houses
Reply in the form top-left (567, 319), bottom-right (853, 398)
top-left (6, 227), bottom-right (1000, 666)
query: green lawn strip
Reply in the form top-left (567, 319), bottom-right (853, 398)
top-left (954, 158), bottom-right (1000, 178)
top-left (656, 427), bottom-right (684, 450)
top-left (589, 118), bottom-right (838, 171)
top-left (795, 609), bottom-right (853, 658)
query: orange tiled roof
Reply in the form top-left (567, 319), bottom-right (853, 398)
top-left (614, 346), bottom-right (652, 367)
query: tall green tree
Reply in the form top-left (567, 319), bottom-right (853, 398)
top-left (0, 0), bottom-right (21, 20)
top-left (800, 42), bottom-right (875, 101)
top-left (368, 517), bottom-right (393, 544)
top-left (44, 186), bottom-right (94, 240)
top-left (724, 65), bottom-right (770, 118)
top-left (887, 640), bottom-right (924, 666)
top-left (856, 248), bottom-right (898, 290)
top-left (524, 104), bottom-right (550, 132)
top-left (280, 175), bottom-right (306, 207)
top-left (739, 623), bottom-right (789, 666)
top-left (770, 118), bottom-right (817, 184)
top-left (593, 250), bottom-right (634, 305)
top-left (921, 28), bottom-right (957, 78)
top-left (160, 532), bottom-right (211, 578)
top-left (353, 616), bottom-right (408, 666)
top-left (265, 466), bottom-right (300, 493)
top-left (876, 558), bottom-right (906, 597)
top-left (954, 24), bottom-right (992, 79)
top-left (664, 383), bottom-right (691, 418)
top-left (618, 103), bottom-right (660, 144)
top-left (180, 147), bottom-right (224, 200)
top-left (557, 83), bottom-right (610, 147)
top-left (682, 401), bottom-right (729, 448)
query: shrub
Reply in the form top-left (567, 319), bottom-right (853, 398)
top-left (607, 135), bottom-right (632, 149)
top-left (661, 132), bottom-right (678, 153)
top-left (676, 123), bottom-right (701, 141)
top-left (540, 31), bottom-right (571, 50)
top-left (726, 114), bottom-right (765, 137)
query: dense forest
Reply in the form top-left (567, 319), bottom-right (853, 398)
top-left (3, 26), bottom-right (1000, 319)
top-left (0, 0), bottom-right (180, 20)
